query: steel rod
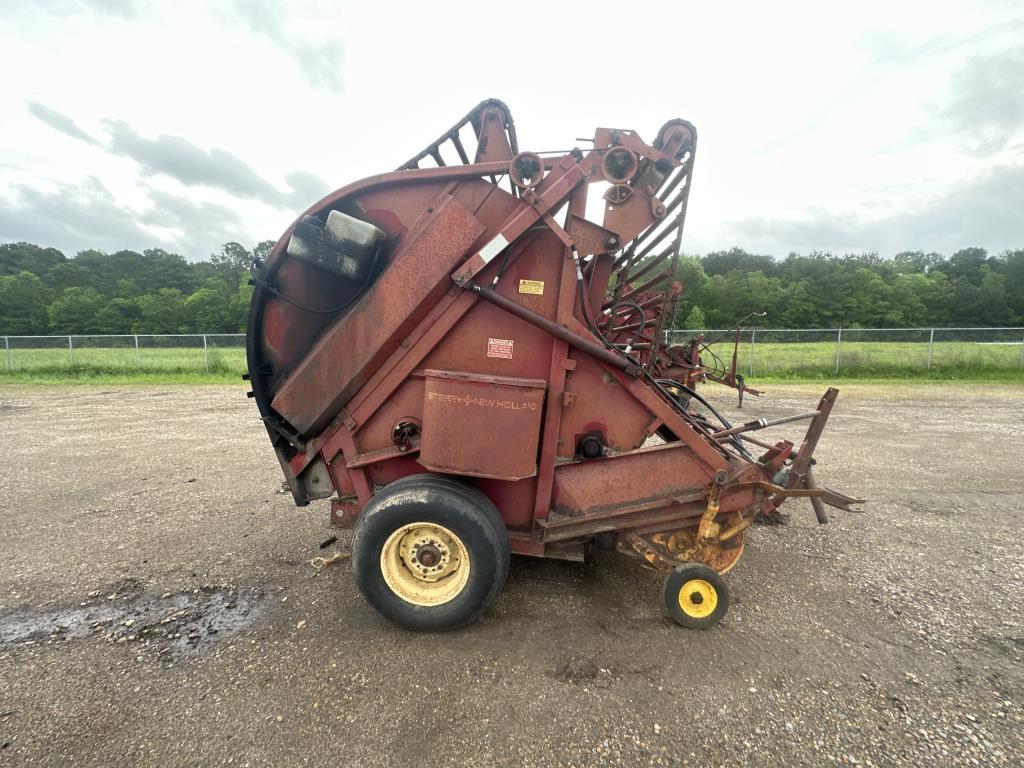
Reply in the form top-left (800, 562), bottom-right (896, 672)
top-left (835, 328), bottom-right (842, 374)
top-left (711, 411), bottom-right (820, 439)
top-left (806, 468), bottom-right (830, 524)
top-left (468, 284), bottom-right (634, 374)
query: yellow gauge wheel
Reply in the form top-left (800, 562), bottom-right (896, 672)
top-left (678, 578), bottom-right (718, 618)
top-left (663, 563), bottom-right (729, 629)
top-left (380, 522), bottom-right (471, 607)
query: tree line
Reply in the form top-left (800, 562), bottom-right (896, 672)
top-left (672, 247), bottom-right (1023, 329)
top-left (1, 241), bottom-right (1022, 335)
top-left (0, 241), bottom-right (272, 335)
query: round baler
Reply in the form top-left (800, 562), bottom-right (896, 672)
top-left (246, 100), bottom-right (863, 631)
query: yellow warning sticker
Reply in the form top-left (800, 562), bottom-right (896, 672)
top-left (519, 279), bottom-right (544, 295)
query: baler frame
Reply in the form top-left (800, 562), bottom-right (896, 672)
top-left (246, 99), bottom-right (862, 629)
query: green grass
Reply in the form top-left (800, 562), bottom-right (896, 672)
top-left (0, 345), bottom-right (247, 384)
top-left (698, 339), bottom-right (1024, 382)
top-left (0, 341), bottom-right (1021, 385)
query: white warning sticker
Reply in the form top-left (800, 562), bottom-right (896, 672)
top-left (486, 338), bottom-right (514, 359)
top-left (478, 234), bottom-right (509, 264)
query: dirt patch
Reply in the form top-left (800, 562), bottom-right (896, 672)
top-left (0, 383), bottom-right (1021, 767)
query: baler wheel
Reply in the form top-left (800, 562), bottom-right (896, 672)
top-left (663, 563), bottom-right (729, 629)
top-left (351, 476), bottom-right (509, 631)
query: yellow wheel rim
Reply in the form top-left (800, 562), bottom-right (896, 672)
top-left (678, 578), bottom-right (717, 618)
top-left (380, 522), bottom-right (471, 607)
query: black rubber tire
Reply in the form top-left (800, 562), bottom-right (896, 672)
top-left (663, 563), bottom-right (730, 629)
top-left (351, 475), bottom-right (509, 631)
top-left (372, 473), bottom-right (509, 549)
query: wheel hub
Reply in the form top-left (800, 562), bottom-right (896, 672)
top-left (380, 522), bottom-right (472, 607)
top-left (405, 536), bottom-right (451, 578)
top-left (678, 578), bottom-right (717, 618)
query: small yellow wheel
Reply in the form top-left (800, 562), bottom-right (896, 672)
top-left (663, 563), bottom-right (729, 629)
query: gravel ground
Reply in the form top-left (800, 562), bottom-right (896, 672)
top-left (0, 382), bottom-right (1021, 767)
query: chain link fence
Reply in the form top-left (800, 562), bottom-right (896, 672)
top-left (1, 329), bottom-right (1023, 377)
top-left (1, 334), bottom-right (247, 374)
top-left (664, 327), bottom-right (1024, 377)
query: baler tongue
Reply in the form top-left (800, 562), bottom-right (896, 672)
top-left (244, 98), bottom-right (863, 632)
top-left (782, 387), bottom-right (866, 522)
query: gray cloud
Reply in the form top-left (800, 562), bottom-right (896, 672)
top-left (104, 118), bottom-right (283, 205)
top-left (137, 185), bottom-right (249, 256)
top-left (233, 0), bottom-right (344, 93)
top-left (0, 177), bottom-right (152, 254)
top-left (102, 119), bottom-right (330, 209)
top-left (27, 101), bottom-right (100, 146)
top-left (0, 177), bottom-right (249, 259)
top-left (723, 163), bottom-right (1024, 257)
top-left (283, 169), bottom-right (331, 208)
top-left (935, 45), bottom-right (1024, 156)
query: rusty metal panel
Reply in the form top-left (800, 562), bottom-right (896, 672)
top-left (552, 442), bottom-right (713, 517)
top-left (271, 196), bottom-right (486, 435)
top-left (419, 370), bottom-right (546, 481)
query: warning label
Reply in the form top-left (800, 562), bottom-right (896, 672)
top-left (486, 338), bottom-right (514, 359)
top-left (518, 279), bottom-right (544, 295)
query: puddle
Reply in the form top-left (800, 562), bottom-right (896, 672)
top-left (0, 579), bottom-right (267, 658)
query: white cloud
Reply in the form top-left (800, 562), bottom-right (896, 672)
top-left (0, 0), bottom-right (1021, 259)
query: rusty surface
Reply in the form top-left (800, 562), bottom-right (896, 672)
top-left (270, 195), bottom-right (486, 435)
top-left (419, 371), bottom-right (546, 481)
top-left (246, 99), bottom-right (861, 577)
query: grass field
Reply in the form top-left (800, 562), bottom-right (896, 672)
top-left (0, 340), bottom-right (1021, 384)
top-left (699, 338), bottom-right (1024, 380)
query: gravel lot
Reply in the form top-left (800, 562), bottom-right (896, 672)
top-left (0, 382), bottom-right (1021, 767)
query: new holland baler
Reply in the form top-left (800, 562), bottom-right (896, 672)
top-left (245, 100), bottom-right (862, 631)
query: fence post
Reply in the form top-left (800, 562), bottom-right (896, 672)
top-left (3, 335), bottom-right (9, 371)
top-left (1020, 332), bottom-right (1024, 366)
top-left (203, 334), bottom-right (209, 372)
top-left (134, 334), bottom-right (141, 366)
top-left (834, 327), bottom-right (842, 375)
top-left (748, 328), bottom-right (756, 377)
top-left (927, 328), bottom-right (934, 370)
top-left (68, 335), bottom-right (74, 365)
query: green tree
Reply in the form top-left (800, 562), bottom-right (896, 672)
top-left (997, 249), bottom-right (1024, 323)
top-left (0, 271), bottom-right (52, 333)
top-left (184, 278), bottom-right (235, 332)
top-left (682, 305), bottom-right (706, 329)
top-left (135, 288), bottom-right (186, 333)
top-left (210, 242), bottom-right (254, 292)
top-left (91, 298), bottom-right (142, 334)
top-left (47, 287), bottom-right (106, 333)
top-left (0, 242), bottom-right (66, 277)
top-left (672, 256), bottom-right (708, 325)
top-left (229, 273), bottom-right (254, 331)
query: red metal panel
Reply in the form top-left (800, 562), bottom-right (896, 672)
top-left (556, 351), bottom-right (653, 456)
top-left (419, 370), bottom-right (546, 481)
top-left (552, 442), bottom-right (713, 517)
top-left (271, 196), bottom-right (486, 435)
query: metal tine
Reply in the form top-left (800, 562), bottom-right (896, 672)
top-left (451, 132), bottom-right (470, 164)
top-left (613, 182), bottom-right (690, 270)
top-left (615, 269), bottom-right (672, 304)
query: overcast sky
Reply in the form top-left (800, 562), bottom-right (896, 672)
top-left (1, 0), bottom-right (1021, 261)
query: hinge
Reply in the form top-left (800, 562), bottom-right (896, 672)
top-left (562, 392), bottom-right (577, 407)
top-left (339, 409), bottom-right (357, 430)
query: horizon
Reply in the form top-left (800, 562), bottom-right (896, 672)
top-left (1, 1), bottom-right (1021, 260)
